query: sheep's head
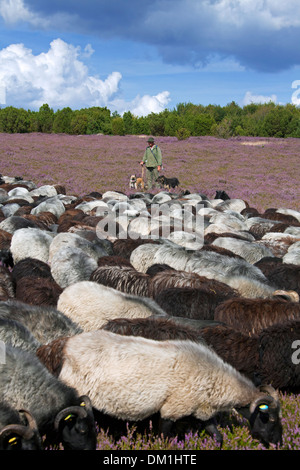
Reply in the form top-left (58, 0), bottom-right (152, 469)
top-left (54, 395), bottom-right (97, 450)
top-left (0, 409), bottom-right (42, 450)
top-left (238, 385), bottom-right (282, 448)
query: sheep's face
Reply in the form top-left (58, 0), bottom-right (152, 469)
top-left (59, 412), bottom-right (97, 450)
top-left (54, 396), bottom-right (97, 450)
top-left (249, 401), bottom-right (283, 448)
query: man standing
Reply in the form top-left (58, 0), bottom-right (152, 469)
top-left (140, 137), bottom-right (162, 189)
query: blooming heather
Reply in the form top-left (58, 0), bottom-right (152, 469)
top-left (0, 133), bottom-right (299, 213)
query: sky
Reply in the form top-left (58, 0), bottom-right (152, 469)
top-left (1, 0), bottom-right (300, 116)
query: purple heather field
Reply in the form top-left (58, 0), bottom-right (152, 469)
top-left (0, 133), bottom-right (299, 213)
top-left (1, 132), bottom-right (300, 450)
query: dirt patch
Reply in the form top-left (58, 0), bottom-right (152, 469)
top-left (240, 141), bottom-right (269, 146)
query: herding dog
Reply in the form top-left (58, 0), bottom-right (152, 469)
top-left (129, 174), bottom-right (145, 191)
top-left (156, 175), bottom-right (180, 190)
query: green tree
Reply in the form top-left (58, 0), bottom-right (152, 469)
top-left (112, 117), bottom-right (125, 135)
top-left (36, 104), bottom-right (54, 133)
top-left (86, 107), bottom-right (112, 135)
top-left (70, 111), bottom-right (88, 135)
top-left (123, 111), bottom-right (134, 135)
top-left (0, 107), bottom-right (30, 133)
top-left (53, 107), bottom-right (73, 134)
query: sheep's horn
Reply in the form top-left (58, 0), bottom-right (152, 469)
top-left (250, 384), bottom-right (280, 415)
top-left (273, 290), bottom-right (299, 302)
top-left (0, 409), bottom-right (39, 441)
top-left (19, 409), bottom-right (39, 436)
top-left (258, 384), bottom-right (280, 401)
top-left (54, 397), bottom-right (93, 430)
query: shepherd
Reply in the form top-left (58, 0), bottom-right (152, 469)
top-left (140, 137), bottom-right (162, 189)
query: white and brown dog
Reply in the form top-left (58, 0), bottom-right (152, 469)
top-left (129, 174), bottom-right (144, 191)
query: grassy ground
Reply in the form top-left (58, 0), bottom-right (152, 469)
top-left (0, 133), bottom-right (299, 213)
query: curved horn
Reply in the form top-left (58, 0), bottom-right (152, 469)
top-left (250, 384), bottom-right (280, 415)
top-left (0, 409), bottom-right (39, 442)
top-left (273, 290), bottom-right (299, 302)
top-left (259, 384), bottom-right (279, 400)
top-left (79, 395), bottom-right (93, 412)
top-left (0, 424), bottom-right (29, 439)
top-left (54, 405), bottom-right (88, 430)
top-left (249, 394), bottom-right (275, 415)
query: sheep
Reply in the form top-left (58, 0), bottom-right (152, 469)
top-left (148, 268), bottom-right (239, 298)
top-left (96, 254), bottom-right (134, 268)
top-left (11, 257), bottom-right (52, 282)
top-left (146, 263), bottom-right (176, 277)
top-left (112, 238), bottom-right (158, 260)
top-left (30, 195), bottom-right (65, 219)
top-left (0, 300), bottom-right (82, 344)
top-left (129, 242), bottom-right (163, 272)
top-left (0, 228), bottom-right (12, 250)
top-left (10, 227), bottom-right (54, 264)
top-left (48, 231), bottom-right (107, 263)
top-left (195, 324), bottom-right (260, 384)
top-left (57, 281), bottom-right (167, 331)
top-left (211, 236), bottom-right (274, 264)
top-left (214, 297), bottom-right (300, 336)
top-left (0, 345), bottom-right (96, 449)
top-left (50, 246), bottom-right (98, 289)
top-left (256, 262), bottom-right (300, 296)
top-left (100, 316), bottom-right (204, 344)
top-left (90, 265), bottom-right (150, 297)
top-left (0, 265), bottom-right (15, 298)
top-left (0, 403), bottom-right (42, 450)
top-left (257, 319), bottom-right (300, 392)
top-left (41, 329), bottom-right (282, 447)
top-left (283, 242), bottom-right (300, 265)
top-left (14, 276), bottom-right (63, 306)
top-left (194, 320), bottom-right (300, 392)
top-left (154, 286), bottom-right (237, 320)
top-left (0, 215), bottom-right (42, 234)
top-left (0, 317), bottom-right (41, 353)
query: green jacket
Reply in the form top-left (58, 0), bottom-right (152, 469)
top-left (143, 145), bottom-right (162, 168)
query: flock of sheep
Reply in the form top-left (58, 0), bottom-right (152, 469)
top-left (0, 174), bottom-right (300, 450)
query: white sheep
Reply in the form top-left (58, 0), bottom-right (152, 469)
top-left (211, 236), bottom-right (274, 264)
top-left (56, 329), bottom-right (282, 447)
top-left (57, 280), bottom-right (167, 331)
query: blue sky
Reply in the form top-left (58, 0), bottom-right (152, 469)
top-left (1, 0), bottom-right (300, 116)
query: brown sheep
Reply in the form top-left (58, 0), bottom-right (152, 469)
top-left (90, 265), bottom-right (150, 297)
top-left (214, 297), bottom-right (300, 336)
top-left (149, 269), bottom-right (239, 299)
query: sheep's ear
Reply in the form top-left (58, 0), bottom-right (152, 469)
top-left (234, 406), bottom-right (251, 420)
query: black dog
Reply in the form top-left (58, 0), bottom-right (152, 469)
top-left (156, 175), bottom-right (180, 190)
top-left (215, 190), bottom-right (230, 200)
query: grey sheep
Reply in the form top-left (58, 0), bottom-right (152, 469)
top-left (0, 402), bottom-right (42, 450)
top-left (0, 345), bottom-right (96, 450)
top-left (0, 299), bottom-right (82, 344)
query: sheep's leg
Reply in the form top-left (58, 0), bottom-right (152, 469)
top-left (202, 418), bottom-right (223, 448)
top-left (158, 417), bottom-right (174, 437)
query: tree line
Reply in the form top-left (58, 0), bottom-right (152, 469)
top-left (1, 101), bottom-right (300, 138)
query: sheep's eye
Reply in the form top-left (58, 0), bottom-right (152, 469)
top-left (259, 404), bottom-right (269, 410)
top-left (64, 414), bottom-right (75, 421)
top-left (8, 436), bottom-right (18, 445)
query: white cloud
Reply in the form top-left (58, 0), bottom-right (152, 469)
top-left (112, 91), bottom-right (171, 117)
top-left (0, 38), bottom-right (170, 115)
top-left (242, 91), bottom-right (277, 106)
